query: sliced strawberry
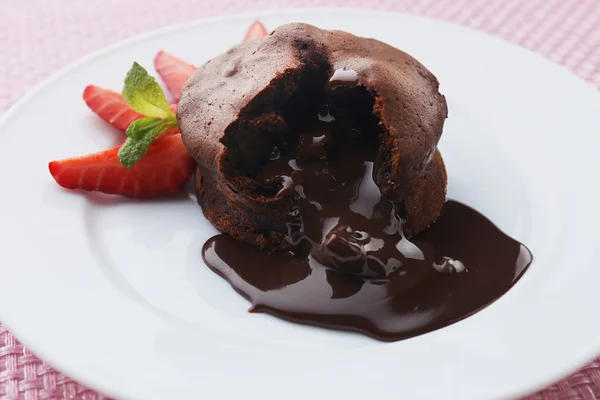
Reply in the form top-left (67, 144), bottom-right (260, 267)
top-left (243, 20), bottom-right (268, 41)
top-left (163, 103), bottom-right (180, 136)
top-left (49, 134), bottom-right (194, 197)
top-left (83, 85), bottom-right (144, 132)
top-left (154, 51), bottom-right (196, 102)
top-left (164, 127), bottom-right (180, 136)
top-left (84, 85), bottom-right (179, 135)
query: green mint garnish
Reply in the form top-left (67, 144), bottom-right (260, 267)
top-left (118, 62), bottom-right (178, 168)
top-left (118, 116), bottom-right (178, 168)
top-left (123, 62), bottom-right (173, 119)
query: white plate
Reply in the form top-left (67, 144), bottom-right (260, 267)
top-left (1, 7), bottom-right (600, 400)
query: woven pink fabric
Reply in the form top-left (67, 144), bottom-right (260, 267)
top-left (1, 0), bottom-right (599, 399)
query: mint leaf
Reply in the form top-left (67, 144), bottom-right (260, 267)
top-left (122, 62), bottom-right (173, 119)
top-left (118, 116), bottom-right (177, 168)
top-left (118, 62), bottom-right (180, 168)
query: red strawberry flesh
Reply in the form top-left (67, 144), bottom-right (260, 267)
top-left (83, 85), bottom-right (179, 135)
top-left (83, 85), bottom-right (144, 132)
top-left (243, 20), bottom-right (268, 41)
top-left (154, 51), bottom-right (196, 102)
top-left (49, 134), bottom-right (194, 197)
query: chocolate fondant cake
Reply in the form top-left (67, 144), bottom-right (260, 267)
top-left (178, 22), bottom-right (448, 252)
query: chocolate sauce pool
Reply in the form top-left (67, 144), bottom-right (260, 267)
top-left (202, 99), bottom-right (533, 342)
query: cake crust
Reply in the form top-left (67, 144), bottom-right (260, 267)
top-left (179, 23), bottom-right (449, 251)
top-left (195, 150), bottom-right (447, 251)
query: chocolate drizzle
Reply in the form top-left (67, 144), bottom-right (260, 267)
top-left (201, 107), bottom-right (533, 341)
top-left (327, 68), bottom-right (359, 91)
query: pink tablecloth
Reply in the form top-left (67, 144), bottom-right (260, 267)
top-left (1, 0), bottom-right (599, 398)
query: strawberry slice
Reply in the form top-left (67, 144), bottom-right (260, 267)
top-left (83, 85), bottom-right (145, 132)
top-left (243, 20), bottom-right (268, 41)
top-left (162, 103), bottom-right (180, 136)
top-left (49, 134), bottom-right (194, 197)
top-left (154, 51), bottom-right (196, 102)
top-left (84, 85), bottom-right (179, 135)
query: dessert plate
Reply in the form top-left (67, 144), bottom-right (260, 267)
top-left (1, 8), bottom-right (600, 400)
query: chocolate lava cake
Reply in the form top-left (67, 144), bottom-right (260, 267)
top-left (178, 23), bottom-right (448, 252)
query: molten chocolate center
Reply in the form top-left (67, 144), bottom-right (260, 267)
top-left (201, 104), bottom-right (533, 341)
top-left (257, 103), bottom-right (415, 278)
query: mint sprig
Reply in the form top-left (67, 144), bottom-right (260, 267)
top-left (119, 117), bottom-right (177, 168)
top-left (123, 62), bottom-right (173, 119)
top-left (118, 62), bottom-right (177, 168)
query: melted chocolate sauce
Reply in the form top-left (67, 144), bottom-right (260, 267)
top-left (201, 103), bottom-right (533, 342)
top-left (327, 68), bottom-right (359, 91)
